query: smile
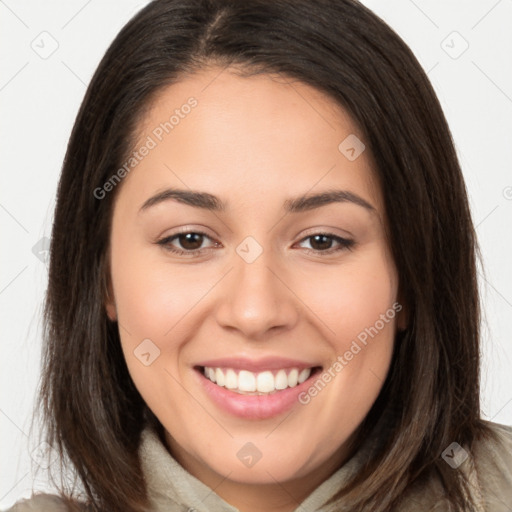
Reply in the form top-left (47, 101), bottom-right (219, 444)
top-left (193, 358), bottom-right (323, 420)
top-left (202, 366), bottom-right (314, 394)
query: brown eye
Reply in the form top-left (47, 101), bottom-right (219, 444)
top-left (176, 232), bottom-right (205, 250)
top-left (298, 233), bottom-right (355, 255)
top-left (156, 230), bottom-right (219, 257)
top-left (309, 234), bottom-right (334, 251)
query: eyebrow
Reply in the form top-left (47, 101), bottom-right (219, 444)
top-left (139, 187), bottom-right (376, 214)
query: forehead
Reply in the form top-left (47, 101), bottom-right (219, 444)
top-left (123, 66), bottom-right (384, 216)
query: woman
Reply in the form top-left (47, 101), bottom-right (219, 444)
top-left (6, 0), bottom-right (512, 511)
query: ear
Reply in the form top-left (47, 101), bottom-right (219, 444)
top-left (104, 272), bottom-right (117, 322)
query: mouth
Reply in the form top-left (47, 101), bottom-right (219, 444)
top-left (193, 362), bottom-right (323, 420)
top-left (195, 365), bottom-right (323, 395)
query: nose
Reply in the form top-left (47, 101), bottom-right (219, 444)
top-left (214, 246), bottom-right (299, 340)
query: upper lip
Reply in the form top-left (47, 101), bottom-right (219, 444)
top-left (195, 356), bottom-right (321, 373)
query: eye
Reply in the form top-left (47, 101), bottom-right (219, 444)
top-left (156, 230), bottom-right (219, 257)
top-left (296, 233), bottom-right (355, 255)
top-left (156, 230), bottom-right (355, 258)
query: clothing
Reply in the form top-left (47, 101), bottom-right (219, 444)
top-left (4, 417), bottom-right (512, 512)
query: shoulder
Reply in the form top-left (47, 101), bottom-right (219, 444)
top-left (2, 493), bottom-right (88, 512)
top-left (395, 421), bottom-right (512, 511)
top-left (471, 420), bottom-right (512, 509)
top-left (473, 420), bottom-right (512, 473)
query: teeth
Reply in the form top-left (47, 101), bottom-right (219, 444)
top-left (215, 368), bottom-right (225, 387)
top-left (257, 371), bottom-right (274, 393)
top-left (238, 370), bottom-right (256, 392)
top-left (275, 370), bottom-right (288, 390)
top-left (203, 366), bottom-right (313, 394)
top-left (225, 369), bottom-right (237, 389)
top-left (298, 368), bottom-right (310, 384)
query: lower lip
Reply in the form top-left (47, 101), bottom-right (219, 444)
top-left (194, 367), bottom-right (320, 420)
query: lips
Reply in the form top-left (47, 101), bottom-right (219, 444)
top-left (193, 356), bottom-right (322, 419)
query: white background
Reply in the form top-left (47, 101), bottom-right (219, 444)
top-left (1, 0), bottom-right (511, 508)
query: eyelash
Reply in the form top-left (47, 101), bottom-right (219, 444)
top-left (156, 229), bottom-right (355, 258)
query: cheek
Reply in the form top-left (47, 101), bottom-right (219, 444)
top-left (109, 245), bottom-right (205, 417)
top-left (303, 248), bottom-right (398, 348)
top-left (108, 236), bottom-right (205, 399)
top-left (296, 247), bottom-right (398, 423)
top-left (110, 240), bottom-right (213, 342)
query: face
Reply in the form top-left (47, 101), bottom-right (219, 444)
top-left (105, 67), bottom-right (404, 494)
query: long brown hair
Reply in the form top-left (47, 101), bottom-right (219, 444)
top-left (35, 0), bottom-right (496, 510)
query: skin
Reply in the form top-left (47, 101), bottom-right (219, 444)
top-left (105, 66), bottom-right (406, 512)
